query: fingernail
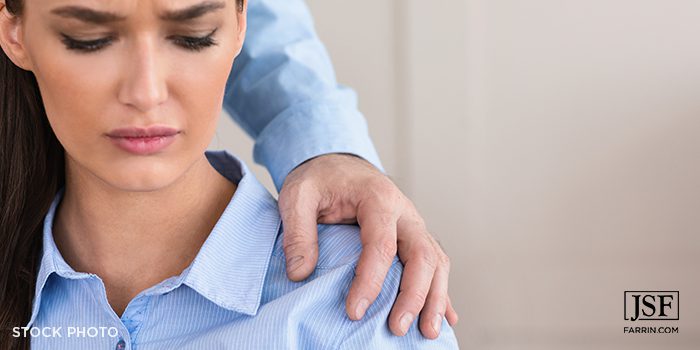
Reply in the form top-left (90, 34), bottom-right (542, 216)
top-left (354, 298), bottom-right (369, 319)
top-left (286, 255), bottom-right (304, 272)
top-left (432, 314), bottom-right (442, 335)
top-left (399, 312), bottom-right (414, 335)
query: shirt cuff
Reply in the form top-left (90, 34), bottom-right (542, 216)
top-left (253, 100), bottom-right (384, 192)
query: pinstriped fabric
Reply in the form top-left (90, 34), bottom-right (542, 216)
top-left (25, 150), bottom-right (459, 349)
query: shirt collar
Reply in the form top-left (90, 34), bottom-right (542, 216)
top-left (28, 150), bottom-right (282, 327)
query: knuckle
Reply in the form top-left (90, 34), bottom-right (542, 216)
top-left (412, 217), bottom-right (428, 231)
top-left (282, 231), bottom-right (312, 251)
top-left (279, 178), bottom-right (300, 197)
top-left (401, 195), bottom-right (418, 210)
top-left (428, 295), bottom-right (448, 312)
top-left (281, 179), bottom-right (316, 203)
top-left (409, 210), bottom-right (428, 228)
top-left (415, 215), bottom-right (429, 230)
top-left (366, 175), bottom-right (391, 190)
top-left (365, 177), bottom-right (399, 201)
top-left (416, 247), bottom-right (439, 270)
top-left (373, 240), bottom-right (397, 263)
top-left (399, 194), bottom-right (419, 213)
top-left (401, 288), bottom-right (429, 305)
top-left (397, 207), bottom-right (428, 232)
top-left (355, 269), bottom-right (385, 293)
top-left (280, 200), bottom-right (321, 224)
top-left (438, 252), bottom-right (451, 267)
top-left (433, 236), bottom-right (447, 252)
top-left (375, 213), bottom-right (396, 229)
top-left (368, 271), bottom-right (386, 292)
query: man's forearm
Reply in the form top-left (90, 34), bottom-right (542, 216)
top-left (221, 0), bottom-right (382, 190)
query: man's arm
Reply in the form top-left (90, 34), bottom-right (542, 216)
top-left (223, 0), bottom-right (383, 190)
top-left (222, 0), bottom-right (458, 338)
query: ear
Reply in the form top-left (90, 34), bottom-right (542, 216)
top-left (233, 1), bottom-right (247, 56)
top-left (0, 3), bottom-right (34, 71)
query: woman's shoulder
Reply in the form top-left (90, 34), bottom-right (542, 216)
top-left (261, 224), bottom-right (459, 349)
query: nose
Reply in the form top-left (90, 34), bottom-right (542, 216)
top-left (117, 36), bottom-right (168, 112)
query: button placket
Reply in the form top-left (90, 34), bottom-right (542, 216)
top-left (121, 295), bottom-right (151, 342)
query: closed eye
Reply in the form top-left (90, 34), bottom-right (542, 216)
top-left (60, 29), bottom-right (219, 53)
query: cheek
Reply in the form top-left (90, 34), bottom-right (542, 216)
top-left (34, 64), bottom-right (112, 159)
top-left (177, 71), bottom-right (228, 133)
top-left (25, 33), bottom-right (114, 153)
top-left (170, 49), bottom-right (238, 143)
top-left (33, 72), bottom-right (109, 164)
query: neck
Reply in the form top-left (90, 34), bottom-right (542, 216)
top-left (53, 153), bottom-right (236, 316)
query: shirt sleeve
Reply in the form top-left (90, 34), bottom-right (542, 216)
top-left (223, 0), bottom-right (384, 191)
top-left (338, 260), bottom-right (460, 350)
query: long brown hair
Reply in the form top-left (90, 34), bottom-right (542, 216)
top-left (1, 1), bottom-right (65, 349)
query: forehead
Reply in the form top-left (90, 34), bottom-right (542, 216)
top-left (38, 0), bottom-right (222, 10)
top-left (34, 0), bottom-right (229, 21)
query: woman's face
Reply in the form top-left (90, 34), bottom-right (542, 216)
top-left (1, 0), bottom-right (245, 191)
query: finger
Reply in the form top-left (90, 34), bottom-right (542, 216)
top-left (417, 251), bottom-right (451, 339)
top-left (346, 201), bottom-right (398, 321)
top-left (387, 237), bottom-right (438, 336)
top-left (426, 235), bottom-right (459, 326)
top-left (424, 235), bottom-right (459, 329)
top-left (446, 296), bottom-right (459, 326)
top-left (278, 184), bottom-right (320, 282)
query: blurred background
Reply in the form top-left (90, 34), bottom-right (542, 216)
top-left (210, 0), bottom-right (700, 348)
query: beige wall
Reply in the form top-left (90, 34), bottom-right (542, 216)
top-left (213, 0), bottom-right (700, 348)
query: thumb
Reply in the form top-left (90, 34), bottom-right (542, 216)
top-left (278, 186), bottom-right (320, 281)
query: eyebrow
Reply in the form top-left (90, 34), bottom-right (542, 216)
top-left (50, 1), bottom-right (227, 24)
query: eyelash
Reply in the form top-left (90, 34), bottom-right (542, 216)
top-left (59, 29), bottom-right (219, 53)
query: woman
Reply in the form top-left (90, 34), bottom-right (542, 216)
top-left (0, 0), bottom-right (458, 349)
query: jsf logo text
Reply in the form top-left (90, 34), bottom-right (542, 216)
top-left (624, 291), bottom-right (679, 321)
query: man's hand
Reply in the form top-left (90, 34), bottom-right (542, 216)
top-left (278, 153), bottom-right (458, 339)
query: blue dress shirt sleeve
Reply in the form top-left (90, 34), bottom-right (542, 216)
top-left (223, 0), bottom-right (384, 191)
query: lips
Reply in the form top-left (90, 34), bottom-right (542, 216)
top-left (106, 126), bottom-right (180, 155)
top-left (107, 126), bottom-right (179, 138)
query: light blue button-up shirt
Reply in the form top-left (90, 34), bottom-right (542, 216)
top-left (26, 151), bottom-right (459, 349)
top-left (225, 0), bottom-right (383, 190)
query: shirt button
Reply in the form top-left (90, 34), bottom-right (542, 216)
top-left (115, 339), bottom-right (126, 350)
